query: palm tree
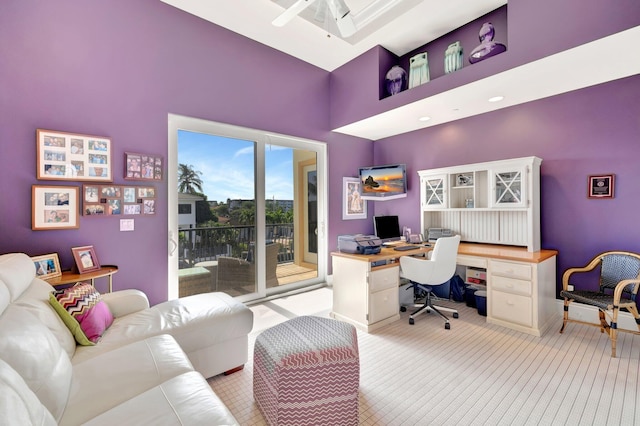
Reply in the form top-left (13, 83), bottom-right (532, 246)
top-left (178, 163), bottom-right (203, 194)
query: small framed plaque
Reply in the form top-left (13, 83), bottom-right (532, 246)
top-left (588, 174), bottom-right (614, 199)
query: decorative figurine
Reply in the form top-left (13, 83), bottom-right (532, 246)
top-left (385, 65), bottom-right (407, 96)
top-left (444, 41), bottom-right (463, 74)
top-left (408, 52), bottom-right (430, 89)
top-left (468, 22), bottom-right (506, 64)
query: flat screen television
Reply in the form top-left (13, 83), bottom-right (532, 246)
top-left (358, 164), bottom-right (407, 200)
top-left (373, 215), bottom-right (402, 242)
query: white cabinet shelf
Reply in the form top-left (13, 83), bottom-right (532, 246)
top-left (418, 157), bottom-right (541, 251)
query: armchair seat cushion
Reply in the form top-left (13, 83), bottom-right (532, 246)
top-left (560, 289), bottom-right (634, 310)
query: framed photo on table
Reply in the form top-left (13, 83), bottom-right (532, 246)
top-left (31, 253), bottom-right (62, 279)
top-left (71, 245), bottom-right (100, 274)
top-left (342, 177), bottom-right (367, 220)
top-left (32, 185), bottom-right (79, 230)
top-left (36, 129), bottom-right (112, 182)
top-left (588, 174), bottom-right (615, 199)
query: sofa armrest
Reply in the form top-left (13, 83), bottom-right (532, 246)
top-left (101, 289), bottom-right (150, 317)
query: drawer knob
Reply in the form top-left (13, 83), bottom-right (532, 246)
top-left (507, 300), bottom-right (515, 306)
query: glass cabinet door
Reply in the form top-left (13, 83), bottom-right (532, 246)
top-left (421, 175), bottom-right (447, 208)
top-left (491, 168), bottom-right (525, 207)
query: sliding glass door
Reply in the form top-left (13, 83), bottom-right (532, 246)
top-left (168, 115), bottom-right (325, 303)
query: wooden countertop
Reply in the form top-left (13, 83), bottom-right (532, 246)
top-left (332, 242), bottom-right (557, 264)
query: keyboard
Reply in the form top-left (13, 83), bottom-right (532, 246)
top-left (393, 245), bottom-right (418, 251)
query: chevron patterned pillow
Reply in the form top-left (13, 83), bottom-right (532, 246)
top-left (49, 282), bottom-right (114, 346)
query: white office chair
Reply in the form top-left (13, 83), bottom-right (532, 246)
top-left (399, 235), bottom-right (461, 328)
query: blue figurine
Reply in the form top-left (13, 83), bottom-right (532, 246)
top-left (468, 22), bottom-right (506, 64)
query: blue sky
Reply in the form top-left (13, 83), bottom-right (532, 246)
top-left (178, 130), bottom-right (293, 202)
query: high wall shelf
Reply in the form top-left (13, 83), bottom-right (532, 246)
top-left (418, 156), bottom-right (541, 252)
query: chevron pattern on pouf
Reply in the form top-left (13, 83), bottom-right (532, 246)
top-left (253, 315), bottom-right (359, 426)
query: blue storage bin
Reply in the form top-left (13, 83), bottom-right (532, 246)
top-left (475, 290), bottom-right (487, 316)
top-left (465, 286), bottom-right (479, 308)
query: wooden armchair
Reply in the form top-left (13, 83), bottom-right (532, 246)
top-left (217, 243), bottom-right (280, 291)
top-left (559, 251), bottom-right (640, 357)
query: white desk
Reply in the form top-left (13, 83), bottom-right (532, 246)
top-left (331, 243), bottom-right (558, 336)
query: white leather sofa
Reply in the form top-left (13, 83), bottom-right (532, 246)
top-left (0, 253), bottom-right (254, 425)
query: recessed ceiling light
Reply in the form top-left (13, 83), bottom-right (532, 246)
top-left (488, 96), bottom-right (504, 103)
top-left (418, 116), bottom-right (431, 121)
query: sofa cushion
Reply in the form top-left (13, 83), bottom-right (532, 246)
top-left (0, 254), bottom-right (76, 358)
top-left (49, 282), bottom-right (114, 345)
top-left (80, 372), bottom-right (239, 426)
top-left (60, 335), bottom-right (195, 426)
top-left (0, 359), bottom-right (57, 426)
top-left (12, 278), bottom-right (77, 358)
top-left (0, 306), bottom-right (72, 422)
top-left (0, 253), bottom-right (37, 301)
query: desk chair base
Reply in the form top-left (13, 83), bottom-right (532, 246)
top-left (400, 285), bottom-right (458, 329)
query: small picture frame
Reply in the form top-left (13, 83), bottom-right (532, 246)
top-left (37, 129), bottom-right (112, 182)
top-left (31, 253), bottom-right (62, 279)
top-left (32, 185), bottom-right (79, 230)
top-left (71, 245), bottom-right (100, 274)
top-left (588, 174), bottom-right (615, 199)
top-left (342, 177), bottom-right (367, 220)
top-left (455, 173), bottom-right (474, 187)
top-left (124, 152), bottom-right (163, 181)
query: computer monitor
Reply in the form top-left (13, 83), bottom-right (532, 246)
top-left (373, 215), bottom-right (401, 242)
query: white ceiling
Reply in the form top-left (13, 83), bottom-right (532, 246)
top-left (159, 1), bottom-right (640, 140)
top-left (159, 0), bottom-right (507, 72)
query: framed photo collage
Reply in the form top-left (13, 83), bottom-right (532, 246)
top-left (33, 129), bottom-right (161, 229)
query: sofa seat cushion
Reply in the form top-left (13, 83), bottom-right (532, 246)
top-left (80, 371), bottom-right (239, 426)
top-left (60, 334), bottom-right (194, 426)
top-left (72, 292), bottom-right (253, 365)
top-left (0, 359), bottom-right (57, 426)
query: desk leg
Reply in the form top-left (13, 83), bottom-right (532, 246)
top-left (108, 275), bottom-right (113, 293)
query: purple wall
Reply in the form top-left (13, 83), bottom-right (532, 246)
top-left (373, 75), bottom-right (640, 293)
top-left (0, 0), bottom-right (638, 303)
top-left (0, 0), bottom-right (370, 305)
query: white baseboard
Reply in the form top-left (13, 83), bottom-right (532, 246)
top-left (554, 299), bottom-right (639, 330)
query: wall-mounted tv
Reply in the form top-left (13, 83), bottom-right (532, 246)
top-left (358, 164), bottom-right (407, 201)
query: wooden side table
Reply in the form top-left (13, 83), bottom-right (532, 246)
top-left (45, 265), bottom-right (118, 293)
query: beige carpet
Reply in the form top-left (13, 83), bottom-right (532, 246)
top-left (208, 287), bottom-right (640, 425)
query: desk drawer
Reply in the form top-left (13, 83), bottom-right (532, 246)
top-left (491, 275), bottom-right (532, 297)
top-left (457, 255), bottom-right (487, 269)
top-left (369, 267), bottom-right (398, 293)
top-left (491, 290), bottom-right (532, 327)
top-left (490, 260), bottom-right (532, 280)
top-left (369, 287), bottom-right (398, 324)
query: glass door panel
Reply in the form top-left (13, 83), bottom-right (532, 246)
top-left (264, 148), bottom-right (318, 292)
top-left (177, 130), bottom-right (258, 300)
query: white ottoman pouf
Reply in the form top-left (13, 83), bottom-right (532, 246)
top-left (253, 316), bottom-right (360, 426)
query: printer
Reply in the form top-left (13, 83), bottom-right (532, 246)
top-left (338, 234), bottom-right (382, 255)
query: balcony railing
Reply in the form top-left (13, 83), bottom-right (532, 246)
top-left (179, 223), bottom-right (294, 268)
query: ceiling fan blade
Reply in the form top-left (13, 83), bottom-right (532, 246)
top-left (272, 0), bottom-right (320, 27)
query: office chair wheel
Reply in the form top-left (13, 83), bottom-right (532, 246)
top-left (453, 312), bottom-right (459, 318)
top-left (400, 306), bottom-right (407, 312)
top-left (445, 322), bottom-right (451, 330)
top-left (409, 318), bottom-right (415, 325)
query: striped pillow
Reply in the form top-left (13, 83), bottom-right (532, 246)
top-left (49, 282), bottom-right (114, 346)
